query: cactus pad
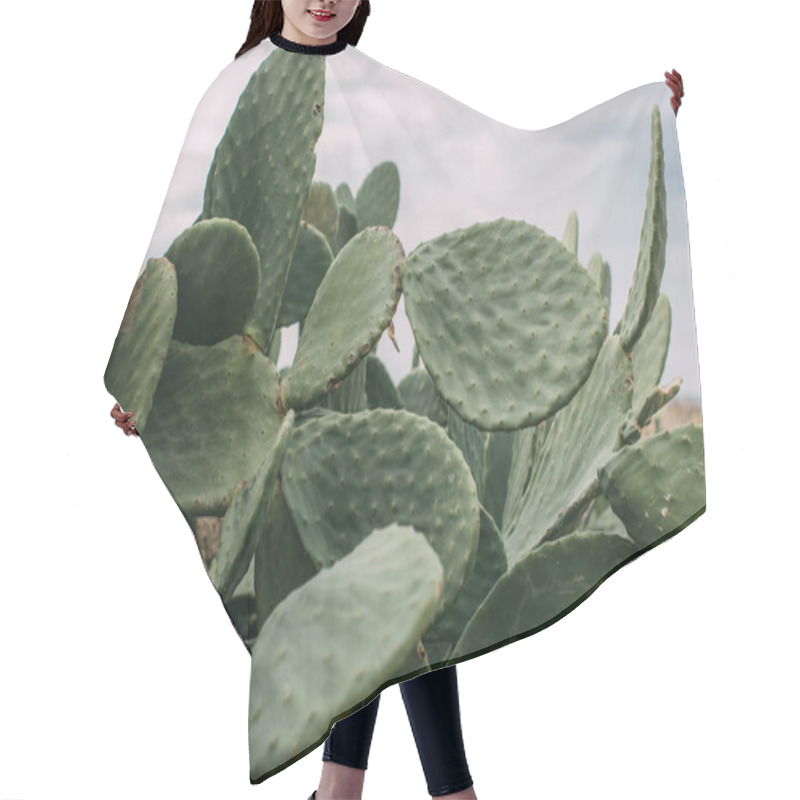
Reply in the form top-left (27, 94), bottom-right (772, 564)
top-left (402, 217), bottom-right (608, 430)
top-left (504, 334), bottom-right (633, 564)
top-left (248, 524), bottom-right (443, 782)
top-left (452, 530), bottom-right (638, 659)
top-left (141, 335), bottom-right (282, 517)
top-left (164, 218), bottom-right (260, 345)
top-left (214, 409), bottom-right (296, 603)
top-left (201, 49), bottom-right (326, 351)
top-left (598, 422), bottom-right (705, 548)
top-left (104, 257), bottom-right (177, 433)
top-left (279, 407), bottom-right (480, 615)
top-left (280, 226), bottom-right (404, 411)
top-left (617, 105), bottom-right (668, 351)
top-left (275, 221), bottom-right (334, 329)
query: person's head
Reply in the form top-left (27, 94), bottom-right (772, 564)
top-left (236, 0), bottom-right (370, 59)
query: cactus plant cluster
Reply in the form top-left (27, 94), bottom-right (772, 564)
top-left (104, 48), bottom-right (705, 781)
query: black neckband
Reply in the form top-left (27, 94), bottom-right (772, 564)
top-left (269, 31), bottom-right (348, 55)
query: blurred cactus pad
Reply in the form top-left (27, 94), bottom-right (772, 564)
top-left (104, 48), bottom-right (704, 782)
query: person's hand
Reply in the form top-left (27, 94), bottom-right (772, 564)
top-left (665, 68), bottom-right (684, 116)
top-left (111, 402), bottom-right (140, 437)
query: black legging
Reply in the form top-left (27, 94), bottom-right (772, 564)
top-left (322, 664), bottom-right (474, 797)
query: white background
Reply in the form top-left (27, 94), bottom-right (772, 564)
top-left (1, 1), bottom-right (796, 798)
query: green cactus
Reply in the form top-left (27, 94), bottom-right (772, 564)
top-left (213, 409), bottom-right (296, 603)
top-left (303, 181), bottom-right (340, 245)
top-left (198, 49), bottom-right (326, 353)
top-left (598, 422), bottom-right (705, 549)
top-left (355, 160), bottom-right (400, 230)
top-left (104, 46), bottom-right (704, 782)
top-left (275, 221), bottom-right (333, 329)
top-left (332, 182), bottom-right (359, 256)
top-left (279, 407), bottom-right (480, 618)
top-left (142, 334), bottom-right (283, 518)
top-left (164, 217), bottom-right (260, 346)
top-left (615, 105), bottom-right (668, 352)
top-left (364, 353), bottom-right (404, 409)
top-left (104, 256), bottom-right (176, 434)
top-left (562, 209), bottom-right (579, 256)
top-left (587, 251), bottom-right (611, 329)
top-left (401, 217), bottom-right (608, 431)
top-left (278, 225), bottom-right (404, 412)
top-left (248, 524), bottom-right (443, 780)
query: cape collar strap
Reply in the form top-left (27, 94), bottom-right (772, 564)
top-left (269, 30), bottom-right (348, 55)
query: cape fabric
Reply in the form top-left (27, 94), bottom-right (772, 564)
top-left (104, 30), bottom-right (706, 785)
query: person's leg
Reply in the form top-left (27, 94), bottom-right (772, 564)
top-left (315, 693), bottom-right (381, 800)
top-left (400, 665), bottom-right (476, 798)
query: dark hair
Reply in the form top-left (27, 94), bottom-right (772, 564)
top-left (235, 1), bottom-right (371, 59)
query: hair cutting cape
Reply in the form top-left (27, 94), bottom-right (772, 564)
top-left (104, 31), bottom-right (706, 785)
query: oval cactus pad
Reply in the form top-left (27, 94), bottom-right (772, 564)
top-left (402, 218), bottom-right (608, 430)
top-left (280, 226), bottom-right (404, 411)
top-left (280, 407), bottom-right (480, 616)
top-left (248, 524), bottom-right (443, 780)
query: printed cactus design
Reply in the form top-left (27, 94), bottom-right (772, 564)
top-left (104, 48), bottom-right (705, 782)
